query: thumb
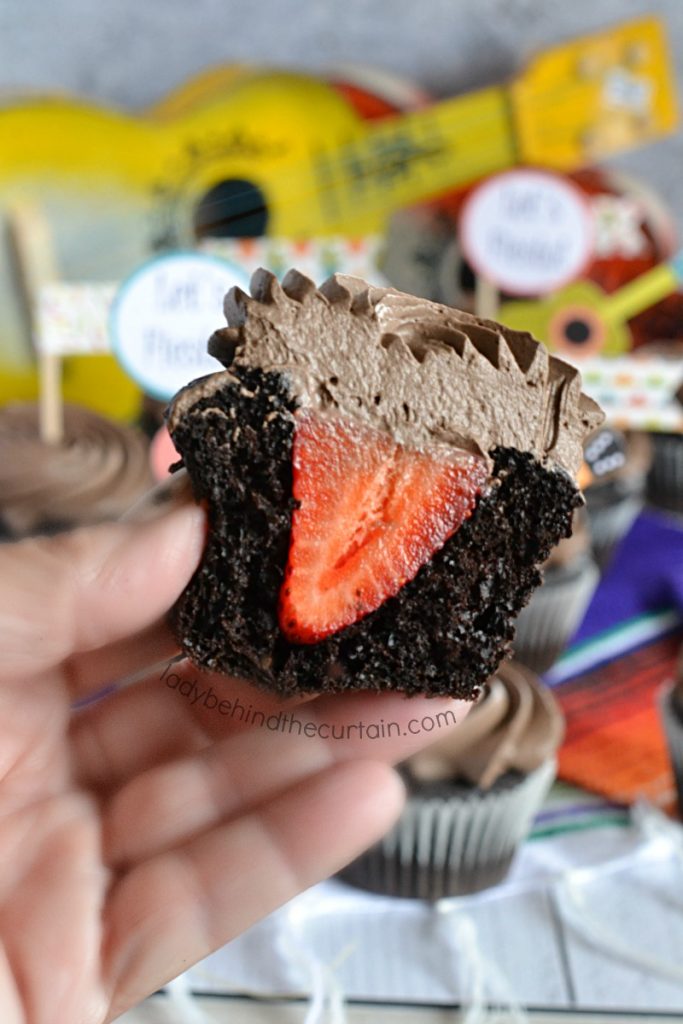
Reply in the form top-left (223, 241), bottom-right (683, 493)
top-left (0, 500), bottom-right (206, 677)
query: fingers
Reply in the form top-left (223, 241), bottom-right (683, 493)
top-left (70, 675), bottom-right (212, 793)
top-left (0, 792), bottom-right (109, 1024)
top-left (104, 761), bottom-right (404, 1019)
top-left (65, 621), bottom-right (180, 700)
top-left (1, 502), bottom-right (205, 678)
top-left (70, 666), bottom-right (310, 790)
top-left (103, 690), bottom-right (468, 867)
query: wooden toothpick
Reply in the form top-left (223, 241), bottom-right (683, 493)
top-left (474, 273), bottom-right (499, 321)
top-left (7, 199), bottom-right (63, 444)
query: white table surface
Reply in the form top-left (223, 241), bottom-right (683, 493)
top-left (118, 995), bottom-right (683, 1023)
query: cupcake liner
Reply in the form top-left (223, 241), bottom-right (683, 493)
top-left (585, 472), bottom-right (645, 513)
top-left (585, 491), bottom-right (644, 567)
top-left (647, 433), bottom-right (683, 515)
top-left (659, 684), bottom-right (683, 817)
top-left (339, 758), bottom-right (557, 900)
top-left (512, 556), bottom-right (600, 674)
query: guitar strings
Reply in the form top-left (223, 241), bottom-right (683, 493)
top-left (159, 100), bottom-right (514, 240)
top-left (1, 49), bottom-right (661, 284)
top-left (154, 56), bottom-right (658, 237)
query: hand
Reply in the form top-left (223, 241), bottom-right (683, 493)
top-left (0, 503), bottom-right (470, 1023)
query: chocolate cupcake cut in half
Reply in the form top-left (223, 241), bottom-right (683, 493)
top-left (166, 269), bottom-right (602, 699)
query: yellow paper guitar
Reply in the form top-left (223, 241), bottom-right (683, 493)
top-left (498, 248), bottom-right (683, 358)
top-left (0, 17), bottom-right (675, 392)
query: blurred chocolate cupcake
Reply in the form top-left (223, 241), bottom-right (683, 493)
top-left (583, 427), bottom-right (651, 566)
top-left (339, 661), bottom-right (563, 899)
top-left (647, 430), bottom-right (683, 516)
top-left (0, 402), bottom-right (154, 538)
top-left (631, 341), bottom-right (683, 516)
top-left (512, 508), bottom-right (599, 674)
top-left (381, 206), bottom-right (479, 313)
top-left (660, 643), bottom-right (683, 818)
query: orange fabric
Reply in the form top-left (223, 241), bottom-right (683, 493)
top-left (556, 632), bottom-right (681, 816)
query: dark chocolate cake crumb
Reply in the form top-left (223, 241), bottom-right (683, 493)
top-left (168, 366), bottom-right (581, 700)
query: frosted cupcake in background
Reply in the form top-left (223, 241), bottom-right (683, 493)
top-left (0, 402), bottom-right (154, 538)
top-left (512, 508), bottom-right (600, 674)
top-left (338, 661), bottom-right (563, 900)
top-left (630, 341), bottom-right (683, 517)
top-left (660, 643), bottom-right (683, 818)
top-left (648, 430), bottom-right (683, 515)
top-left (647, 397), bottom-right (683, 515)
top-left (582, 427), bottom-right (652, 567)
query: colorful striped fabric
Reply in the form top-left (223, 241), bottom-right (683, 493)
top-left (554, 631), bottom-right (680, 813)
top-left (544, 508), bottom-right (683, 816)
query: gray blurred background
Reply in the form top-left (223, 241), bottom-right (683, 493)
top-left (1, 0), bottom-right (682, 219)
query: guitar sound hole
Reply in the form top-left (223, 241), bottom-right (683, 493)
top-left (564, 318), bottom-right (591, 345)
top-left (194, 179), bottom-right (269, 239)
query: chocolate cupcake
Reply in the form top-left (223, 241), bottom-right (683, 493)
top-left (380, 205), bottom-right (466, 307)
top-left (631, 341), bottom-right (683, 516)
top-left (339, 660), bottom-right (563, 898)
top-left (512, 507), bottom-right (600, 673)
top-left (660, 643), bottom-right (683, 817)
top-left (583, 427), bottom-right (652, 565)
top-left (0, 402), bottom-right (154, 538)
top-left (167, 270), bottom-right (601, 699)
top-left (647, 430), bottom-right (683, 516)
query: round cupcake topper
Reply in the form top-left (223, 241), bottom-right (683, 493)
top-left (110, 252), bottom-right (250, 401)
top-left (460, 169), bottom-right (594, 296)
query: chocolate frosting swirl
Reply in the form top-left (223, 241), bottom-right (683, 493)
top-left (403, 660), bottom-right (564, 789)
top-left (0, 403), bottom-right (154, 536)
top-left (193, 269), bottom-right (603, 478)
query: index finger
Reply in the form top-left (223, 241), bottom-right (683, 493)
top-left (0, 502), bottom-right (206, 678)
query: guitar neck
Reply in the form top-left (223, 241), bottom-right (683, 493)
top-left (604, 251), bottom-right (683, 325)
top-left (300, 16), bottom-right (678, 236)
top-left (306, 86), bottom-right (516, 234)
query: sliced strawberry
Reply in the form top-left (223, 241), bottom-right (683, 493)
top-left (278, 411), bottom-right (488, 644)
